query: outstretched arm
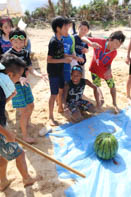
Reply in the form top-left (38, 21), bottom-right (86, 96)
top-left (82, 37), bottom-right (102, 49)
top-left (126, 39), bottom-right (131, 64)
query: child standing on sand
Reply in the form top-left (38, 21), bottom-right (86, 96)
top-left (0, 54), bottom-right (35, 191)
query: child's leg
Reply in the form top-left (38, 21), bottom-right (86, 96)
top-left (71, 110), bottom-right (83, 122)
top-left (106, 78), bottom-right (119, 113)
top-left (58, 88), bottom-right (64, 113)
top-left (127, 75), bottom-right (131, 99)
top-left (79, 100), bottom-right (96, 113)
top-left (26, 103), bottom-right (34, 126)
top-left (16, 151), bottom-right (35, 187)
top-left (49, 94), bottom-right (57, 125)
top-left (19, 107), bottom-right (35, 143)
top-left (91, 73), bottom-right (104, 106)
top-left (0, 156), bottom-right (10, 191)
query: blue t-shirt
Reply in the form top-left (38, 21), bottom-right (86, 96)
top-left (74, 34), bottom-right (88, 66)
top-left (62, 35), bottom-right (74, 82)
top-left (0, 36), bottom-right (12, 54)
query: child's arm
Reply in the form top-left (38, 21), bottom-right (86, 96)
top-left (82, 37), bottom-right (102, 49)
top-left (28, 65), bottom-right (48, 81)
top-left (47, 55), bottom-right (72, 64)
top-left (0, 125), bottom-right (15, 142)
top-left (126, 39), bottom-right (131, 64)
top-left (85, 79), bottom-right (100, 107)
top-left (6, 90), bottom-right (17, 103)
top-left (64, 54), bottom-right (84, 64)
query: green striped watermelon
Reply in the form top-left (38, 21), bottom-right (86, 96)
top-left (94, 132), bottom-right (118, 160)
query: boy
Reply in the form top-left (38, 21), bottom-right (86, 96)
top-left (126, 38), bottom-right (131, 103)
top-left (73, 21), bottom-right (90, 77)
top-left (85, 31), bottom-right (125, 113)
top-left (0, 54), bottom-right (35, 191)
top-left (7, 28), bottom-right (46, 144)
top-left (47, 16), bottom-right (72, 126)
top-left (63, 65), bottom-right (100, 122)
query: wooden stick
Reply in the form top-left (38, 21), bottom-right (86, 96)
top-left (16, 137), bottom-right (86, 178)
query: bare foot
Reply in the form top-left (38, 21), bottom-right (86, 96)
top-left (23, 176), bottom-right (36, 187)
top-left (0, 178), bottom-right (14, 192)
top-left (49, 118), bottom-right (59, 126)
top-left (23, 137), bottom-right (36, 144)
top-left (113, 105), bottom-right (120, 114)
top-left (27, 123), bottom-right (35, 128)
top-left (127, 97), bottom-right (131, 105)
top-left (100, 99), bottom-right (104, 107)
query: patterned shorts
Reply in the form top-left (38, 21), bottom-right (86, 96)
top-left (12, 83), bottom-right (34, 108)
top-left (67, 99), bottom-right (93, 113)
top-left (91, 73), bottom-right (115, 88)
top-left (0, 134), bottom-right (23, 161)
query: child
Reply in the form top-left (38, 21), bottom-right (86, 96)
top-left (0, 54), bottom-right (35, 191)
top-left (126, 39), bottom-right (131, 103)
top-left (0, 17), bottom-right (13, 55)
top-left (85, 31), bottom-right (125, 113)
top-left (73, 21), bottom-right (90, 77)
top-left (7, 28), bottom-right (46, 144)
top-left (47, 16), bottom-right (72, 126)
top-left (63, 65), bottom-right (100, 122)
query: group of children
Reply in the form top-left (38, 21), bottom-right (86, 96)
top-left (0, 15), bottom-right (130, 191)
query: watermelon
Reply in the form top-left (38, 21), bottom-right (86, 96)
top-left (94, 132), bottom-right (118, 160)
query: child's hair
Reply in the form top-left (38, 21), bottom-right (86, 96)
top-left (64, 17), bottom-right (72, 25)
top-left (0, 53), bottom-right (26, 74)
top-left (9, 27), bottom-right (27, 40)
top-left (51, 16), bottom-right (66, 33)
top-left (0, 17), bottom-right (13, 35)
top-left (109, 31), bottom-right (125, 43)
top-left (79, 21), bottom-right (89, 29)
top-left (71, 65), bottom-right (83, 74)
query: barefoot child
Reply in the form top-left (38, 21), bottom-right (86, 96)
top-left (85, 31), bottom-right (125, 113)
top-left (0, 54), bottom-right (35, 191)
top-left (7, 28), bottom-right (46, 144)
top-left (47, 16), bottom-right (72, 126)
top-left (63, 65), bottom-right (100, 122)
top-left (0, 17), bottom-right (13, 55)
top-left (126, 38), bottom-right (131, 103)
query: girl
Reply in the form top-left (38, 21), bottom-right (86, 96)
top-left (0, 17), bottom-right (13, 55)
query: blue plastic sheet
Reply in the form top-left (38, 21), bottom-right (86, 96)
top-left (49, 108), bottom-right (131, 197)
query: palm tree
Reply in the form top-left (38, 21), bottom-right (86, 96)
top-left (48, 0), bottom-right (55, 17)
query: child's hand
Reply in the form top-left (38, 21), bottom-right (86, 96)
top-left (76, 57), bottom-right (84, 63)
top-left (126, 57), bottom-right (131, 65)
top-left (6, 131), bottom-right (16, 142)
top-left (82, 48), bottom-right (88, 54)
top-left (20, 77), bottom-right (29, 87)
top-left (91, 42), bottom-right (102, 49)
top-left (64, 57), bottom-right (73, 63)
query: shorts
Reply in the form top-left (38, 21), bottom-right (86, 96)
top-left (91, 73), bottom-right (115, 88)
top-left (0, 134), bottom-right (23, 161)
top-left (12, 83), bottom-right (34, 108)
top-left (129, 62), bottom-right (131, 75)
top-left (64, 64), bottom-right (71, 83)
top-left (67, 99), bottom-right (93, 113)
top-left (49, 76), bottom-right (64, 95)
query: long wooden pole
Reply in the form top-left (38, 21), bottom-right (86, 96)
top-left (16, 137), bottom-right (86, 178)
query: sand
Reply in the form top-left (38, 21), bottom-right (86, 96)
top-left (1, 25), bottom-right (130, 197)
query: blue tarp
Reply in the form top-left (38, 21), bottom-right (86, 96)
top-left (48, 107), bottom-right (131, 197)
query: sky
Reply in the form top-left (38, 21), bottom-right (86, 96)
top-left (0, 0), bottom-right (126, 13)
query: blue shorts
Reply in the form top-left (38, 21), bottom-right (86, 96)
top-left (12, 83), bottom-right (34, 108)
top-left (49, 76), bottom-right (64, 95)
top-left (0, 134), bottom-right (23, 161)
top-left (64, 64), bottom-right (71, 83)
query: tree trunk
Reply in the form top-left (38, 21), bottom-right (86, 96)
top-left (48, 0), bottom-right (55, 17)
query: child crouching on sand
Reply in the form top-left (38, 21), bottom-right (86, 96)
top-left (63, 65), bottom-right (100, 122)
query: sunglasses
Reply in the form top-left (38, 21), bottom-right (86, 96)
top-left (10, 35), bottom-right (26, 40)
top-left (72, 66), bottom-right (82, 72)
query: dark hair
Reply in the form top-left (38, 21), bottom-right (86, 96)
top-left (0, 53), bottom-right (26, 75)
top-left (9, 27), bottom-right (27, 40)
top-left (51, 16), bottom-right (66, 33)
top-left (0, 17), bottom-right (13, 35)
top-left (109, 31), bottom-right (125, 43)
top-left (71, 65), bottom-right (83, 73)
top-left (79, 21), bottom-right (89, 29)
top-left (64, 17), bottom-right (72, 25)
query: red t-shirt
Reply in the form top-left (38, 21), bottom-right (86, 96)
top-left (88, 38), bottom-right (117, 79)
